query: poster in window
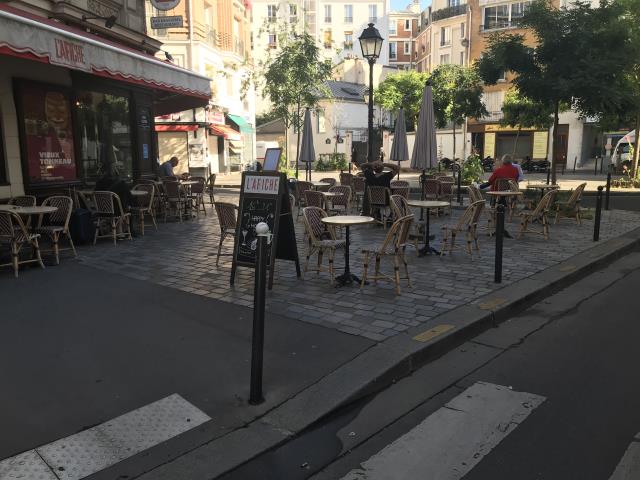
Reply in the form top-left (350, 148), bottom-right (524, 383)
top-left (20, 84), bottom-right (77, 182)
top-left (484, 132), bottom-right (496, 158)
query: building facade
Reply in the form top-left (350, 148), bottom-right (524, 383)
top-left (0, 0), bottom-right (209, 199)
top-left (387, 0), bottom-right (420, 70)
top-left (146, 0), bottom-right (256, 175)
top-left (251, 0), bottom-right (391, 114)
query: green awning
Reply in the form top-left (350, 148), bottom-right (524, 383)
top-left (227, 114), bottom-right (254, 133)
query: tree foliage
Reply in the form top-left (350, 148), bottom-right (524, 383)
top-left (429, 64), bottom-right (487, 129)
top-left (500, 87), bottom-right (553, 129)
top-left (476, 0), bottom-right (632, 182)
top-left (375, 70), bottom-right (429, 129)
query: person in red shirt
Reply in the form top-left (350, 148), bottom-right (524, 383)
top-left (480, 154), bottom-right (519, 190)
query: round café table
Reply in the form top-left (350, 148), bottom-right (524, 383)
top-left (321, 215), bottom-right (374, 286)
top-left (407, 200), bottom-right (450, 256)
top-left (321, 191), bottom-right (343, 210)
top-left (486, 191), bottom-right (523, 239)
top-left (526, 183), bottom-right (560, 201)
top-left (0, 205), bottom-right (58, 215)
top-left (312, 182), bottom-right (330, 190)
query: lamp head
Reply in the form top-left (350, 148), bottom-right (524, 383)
top-left (358, 23), bottom-right (384, 61)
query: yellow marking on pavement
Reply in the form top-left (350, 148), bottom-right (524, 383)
top-left (559, 264), bottom-right (577, 272)
top-left (413, 324), bottom-right (455, 342)
top-left (478, 298), bottom-right (507, 310)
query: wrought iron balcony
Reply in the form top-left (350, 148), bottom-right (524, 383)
top-left (431, 4), bottom-right (467, 22)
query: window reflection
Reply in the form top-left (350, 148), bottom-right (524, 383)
top-left (76, 91), bottom-right (132, 183)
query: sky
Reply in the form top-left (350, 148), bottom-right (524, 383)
top-left (391, 0), bottom-right (431, 11)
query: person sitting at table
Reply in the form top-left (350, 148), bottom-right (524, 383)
top-left (514, 159), bottom-right (525, 182)
top-left (479, 154), bottom-right (519, 190)
top-left (359, 161), bottom-right (400, 217)
top-left (160, 156), bottom-right (179, 178)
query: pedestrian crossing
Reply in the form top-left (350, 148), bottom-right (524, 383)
top-left (340, 382), bottom-right (545, 480)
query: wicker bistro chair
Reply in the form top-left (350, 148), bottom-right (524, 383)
top-left (213, 202), bottom-right (237, 266)
top-left (440, 200), bottom-right (485, 257)
top-left (8, 195), bottom-right (36, 207)
top-left (360, 214), bottom-right (414, 295)
top-left (439, 176), bottom-right (455, 183)
top-left (188, 176), bottom-right (207, 215)
top-left (206, 174), bottom-right (217, 205)
top-left (340, 172), bottom-right (354, 187)
top-left (295, 181), bottom-right (314, 218)
top-left (92, 191), bottom-right (132, 246)
top-left (555, 182), bottom-right (587, 225)
top-left (162, 180), bottom-right (187, 222)
top-left (34, 196), bottom-right (76, 265)
top-left (0, 210), bottom-right (45, 277)
top-left (130, 184), bottom-right (157, 236)
top-left (302, 206), bottom-right (345, 284)
top-left (422, 179), bottom-right (440, 201)
top-left (318, 177), bottom-right (337, 191)
top-left (390, 194), bottom-right (420, 253)
top-left (368, 186), bottom-right (392, 227)
top-left (518, 190), bottom-right (557, 240)
top-left (327, 185), bottom-right (352, 214)
top-left (304, 190), bottom-right (326, 210)
top-left (352, 176), bottom-right (366, 211)
top-left (390, 180), bottom-right (410, 199)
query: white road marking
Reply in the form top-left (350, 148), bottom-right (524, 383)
top-left (341, 381), bottom-right (545, 480)
top-left (608, 433), bottom-right (640, 480)
top-left (0, 394), bottom-right (210, 480)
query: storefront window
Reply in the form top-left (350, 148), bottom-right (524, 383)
top-left (17, 82), bottom-right (77, 184)
top-left (75, 90), bottom-right (132, 183)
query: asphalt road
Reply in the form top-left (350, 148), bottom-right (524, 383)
top-left (224, 250), bottom-right (640, 480)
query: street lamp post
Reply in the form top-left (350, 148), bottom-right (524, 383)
top-left (359, 23), bottom-right (384, 163)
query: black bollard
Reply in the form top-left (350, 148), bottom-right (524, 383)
top-left (605, 172), bottom-right (611, 211)
top-left (249, 232), bottom-right (268, 405)
top-left (594, 156), bottom-right (598, 176)
top-left (546, 166), bottom-right (551, 185)
top-left (593, 186), bottom-right (603, 242)
top-left (494, 204), bottom-right (505, 283)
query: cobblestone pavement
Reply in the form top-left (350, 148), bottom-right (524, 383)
top-left (77, 190), bottom-right (640, 342)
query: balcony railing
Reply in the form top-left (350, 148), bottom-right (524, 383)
top-left (483, 110), bottom-right (504, 122)
top-left (431, 4), bottom-right (468, 21)
top-left (480, 19), bottom-right (523, 31)
top-left (344, 16), bottom-right (353, 23)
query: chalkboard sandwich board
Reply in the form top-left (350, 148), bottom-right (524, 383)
top-left (230, 171), bottom-right (300, 289)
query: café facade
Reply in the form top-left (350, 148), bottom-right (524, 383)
top-left (0, 2), bottom-right (211, 200)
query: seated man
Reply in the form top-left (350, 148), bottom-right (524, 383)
top-left (159, 156), bottom-right (179, 178)
top-left (359, 161), bottom-right (400, 218)
top-left (480, 154), bottom-right (519, 190)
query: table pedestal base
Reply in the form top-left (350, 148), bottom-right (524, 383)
top-left (418, 245), bottom-right (441, 256)
top-left (335, 272), bottom-right (364, 287)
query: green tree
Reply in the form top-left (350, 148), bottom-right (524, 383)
top-left (375, 70), bottom-right (429, 130)
top-left (476, 0), bottom-right (631, 183)
top-left (430, 64), bottom-right (487, 160)
top-left (500, 87), bottom-right (554, 156)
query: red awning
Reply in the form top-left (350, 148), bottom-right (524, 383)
top-left (155, 124), bottom-right (199, 132)
top-left (210, 124), bottom-right (242, 141)
top-left (0, 4), bottom-right (210, 114)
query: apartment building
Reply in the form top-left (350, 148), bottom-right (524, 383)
top-left (414, 8), bottom-right (431, 73)
top-left (387, 0), bottom-right (420, 70)
top-left (146, 0), bottom-right (256, 174)
top-left (0, 0), bottom-right (209, 198)
top-left (429, 0), bottom-right (469, 70)
top-left (252, 0), bottom-right (391, 113)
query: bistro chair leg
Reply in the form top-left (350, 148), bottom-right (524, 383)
top-left (328, 249), bottom-right (335, 285)
top-left (361, 252), bottom-right (369, 289)
top-left (111, 219), bottom-right (117, 246)
top-left (216, 235), bottom-right (225, 266)
top-left (34, 239), bottom-right (45, 269)
top-left (67, 234), bottom-right (77, 258)
top-left (53, 234), bottom-right (60, 265)
top-left (317, 250), bottom-right (323, 275)
top-left (374, 256), bottom-right (381, 285)
top-left (402, 249), bottom-right (412, 288)
top-left (393, 253), bottom-right (401, 295)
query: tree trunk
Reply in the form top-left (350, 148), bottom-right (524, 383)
top-left (452, 122), bottom-right (456, 161)
top-left (551, 101), bottom-right (560, 185)
top-left (633, 112), bottom-right (640, 179)
top-left (512, 127), bottom-right (521, 157)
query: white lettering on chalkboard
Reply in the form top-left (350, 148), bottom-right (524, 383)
top-left (244, 176), bottom-right (280, 195)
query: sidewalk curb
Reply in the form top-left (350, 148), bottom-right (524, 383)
top-left (137, 226), bottom-right (640, 480)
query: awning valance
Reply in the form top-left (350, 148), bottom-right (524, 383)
top-left (0, 4), bottom-right (211, 109)
top-left (155, 124), bottom-right (199, 132)
top-left (210, 124), bottom-right (242, 141)
top-left (227, 114), bottom-right (254, 134)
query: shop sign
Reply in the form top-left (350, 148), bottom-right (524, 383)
top-left (532, 131), bottom-right (549, 159)
top-left (19, 83), bottom-right (77, 183)
top-left (150, 16), bottom-right (183, 29)
top-left (484, 132), bottom-right (496, 159)
top-left (485, 124), bottom-right (536, 133)
top-left (151, 0), bottom-right (181, 11)
top-left (208, 111), bottom-right (225, 125)
top-left (51, 37), bottom-right (90, 72)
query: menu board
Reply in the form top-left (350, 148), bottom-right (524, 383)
top-left (484, 132), bottom-right (496, 159)
top-left (18, 82), bottom-right (77, 183)
top-left (532, 131), bottom-right (549, 159)
top-left (231, 172), bottom-right (300, 289)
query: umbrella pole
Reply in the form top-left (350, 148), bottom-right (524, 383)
top-left (397, 159), bottom-right (400, 179)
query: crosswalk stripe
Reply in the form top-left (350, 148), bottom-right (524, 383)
top-left (341, 381), bottom-right (545, 480)
top-left (0, 394), bottom-right (210, 480)
top-left (608, 433), bottom-right (640, 480)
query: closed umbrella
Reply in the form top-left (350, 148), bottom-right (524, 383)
top-left (411, 81), bottom-right (437, 171)
top-left (299, 108), bottom-right (316, 181)
top-left (389, 107), bottom-right (409, 179)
